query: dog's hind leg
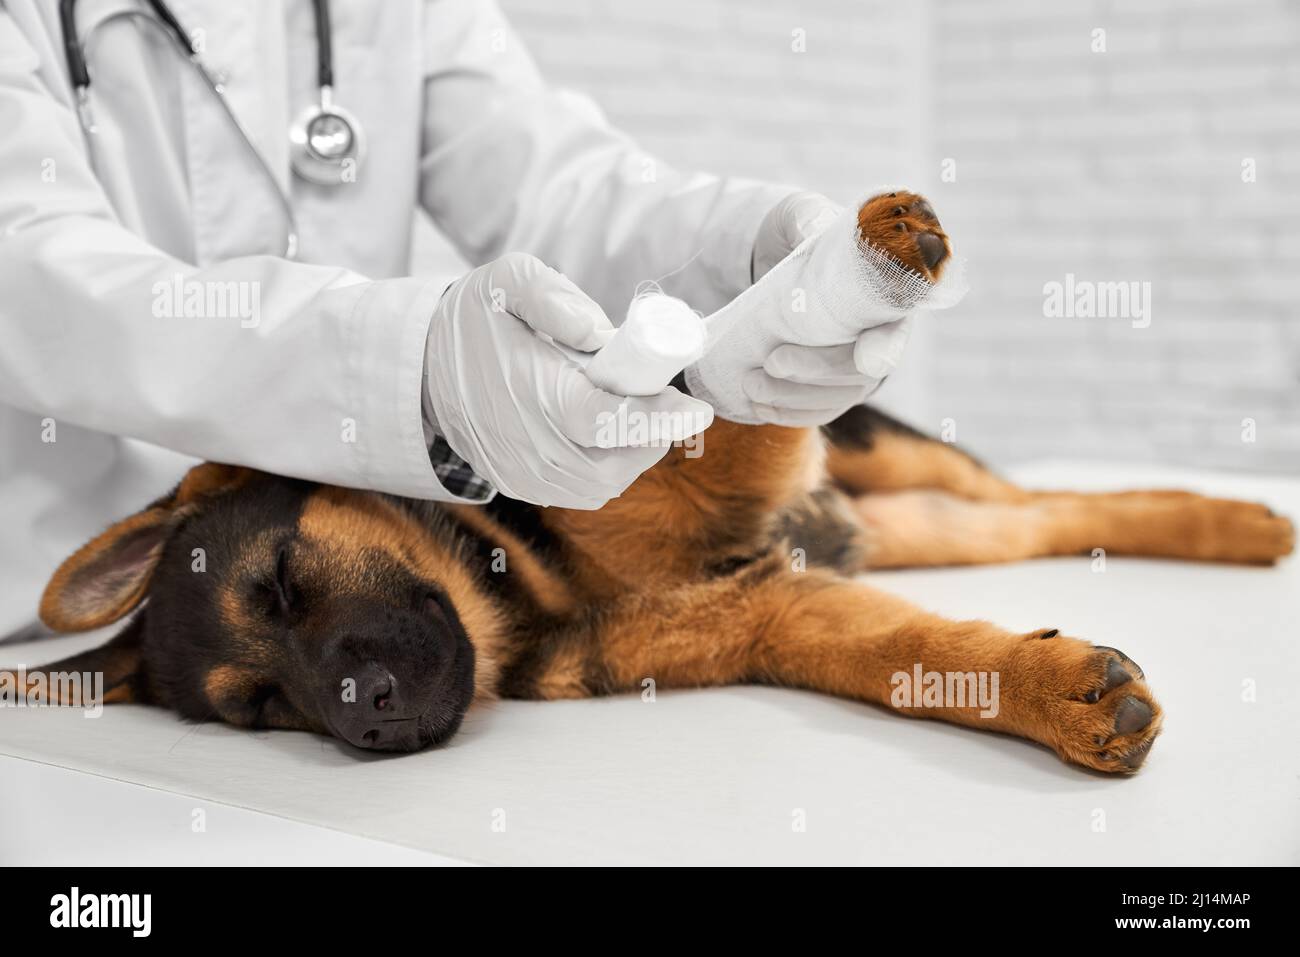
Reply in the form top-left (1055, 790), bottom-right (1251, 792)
top-left (823, 406), bottom-right (1293, 567)
top-left (498, 563), bottom-right (1162, 773)
top-left (853, 486), bottom-right (1294, 568)
top-left (823, 405), bottom-right (1028, 503)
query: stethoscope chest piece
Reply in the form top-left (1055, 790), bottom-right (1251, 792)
top-left (289, 86), bottom-right (365, 185)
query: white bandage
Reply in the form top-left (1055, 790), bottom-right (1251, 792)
top-left (683, 187), bottom-right (969, 424)
top-left (567, 188), bottom-right (968, 418)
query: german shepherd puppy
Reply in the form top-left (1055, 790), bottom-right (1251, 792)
top-left (14, 193), bottom-right (1295, 773)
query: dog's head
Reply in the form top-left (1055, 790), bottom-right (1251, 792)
top-left (21, 464), bottom-right (501, 752)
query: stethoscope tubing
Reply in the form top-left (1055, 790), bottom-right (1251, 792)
top-left (74, 8), bottom-right (301, 260)
top-left (60, 0), bottom-right (349, 261)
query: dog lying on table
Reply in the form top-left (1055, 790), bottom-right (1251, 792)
top-left (15, 192), bottom-right (1295, 772)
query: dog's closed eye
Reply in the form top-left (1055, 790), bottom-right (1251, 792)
top-left (265, 547), bottom-right (299, 619)
top-left (423, 589), bottom-right (452, 627)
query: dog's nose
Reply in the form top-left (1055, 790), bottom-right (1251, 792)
top-left (916, 232), bottom-right (948, 271)
top-left (360, 666), bottom-right (395, 714)
top-left (327, 662), bottom-right (415, 750)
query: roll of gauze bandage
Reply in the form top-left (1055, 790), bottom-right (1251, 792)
top-left (581, 293), bottom-right (707, 397)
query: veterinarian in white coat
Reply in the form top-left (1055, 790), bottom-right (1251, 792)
top-left (0, 0), bottom-right (901, 639)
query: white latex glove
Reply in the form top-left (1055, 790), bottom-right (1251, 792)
top-left (748, 315), bottom-right (913, 426)
top-left (733, 190), bottom-right (912, 426)
top-left (424, 253), bottom-right (714, 510)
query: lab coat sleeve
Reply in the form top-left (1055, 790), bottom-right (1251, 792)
top-left (0, 11), bottom-right (470, 503)
top-left (418, 0), bottom-right (798, 321)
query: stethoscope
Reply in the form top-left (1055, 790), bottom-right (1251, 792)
top-left (58, 0), bottom-right (366, 260)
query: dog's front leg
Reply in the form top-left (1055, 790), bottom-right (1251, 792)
top-left (500, 564), bottom-right (1162, 774)
top-left (543, 419), bottom-right (823, 592)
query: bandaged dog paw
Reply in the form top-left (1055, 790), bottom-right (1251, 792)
top-left (687, 187), bottom-right (968, 426)
top-left (856, 190), bottom-right (951, 282)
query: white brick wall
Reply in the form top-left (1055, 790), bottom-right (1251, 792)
top-left (498, 0), bottom-right (929, 209)
top-left (928, 0), bottom-right (1300, 472)
top-left (477, 0), bottom-right (1300, 472)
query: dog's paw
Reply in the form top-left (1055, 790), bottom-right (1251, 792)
top-left (1008, 632), bottom-right (1162, 773)
top-left (857, 190), bottom-right (951, 282)
top-left (1124, 493), bottom-right (1296, 565)
top-left (1199, 499), bottom-right (1294, 565)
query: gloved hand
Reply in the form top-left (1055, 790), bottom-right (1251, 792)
top-left (724, 190), bottom-right (912, 427)
top-left (424, 253), bottom-right (713, 510)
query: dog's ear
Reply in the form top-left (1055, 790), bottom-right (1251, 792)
top-left (3, 615), bottom-right (151, 704)
top-left (39, 463), bottom-right (251, 633)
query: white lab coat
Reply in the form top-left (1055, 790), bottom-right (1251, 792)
top-left (0, 0), bottom-right (793, 637)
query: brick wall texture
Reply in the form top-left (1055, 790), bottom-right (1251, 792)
top-left (489, 0), bottom-right (1300, 472)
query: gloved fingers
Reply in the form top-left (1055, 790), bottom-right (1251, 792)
top-left (852, 316), bottom-right (913, 379)
top-left (756, 318), bottom-right (912, 405)
top-left (485, 429), bottom-right (625, 510)
top-left (527, 461), bottom-right (628, 510)
top-left (753, 191), bottom-right (843, 281)
top-left (580, 389), bottom-right (714, 450)
top-left (787, 191), bottom-right (842, 242)
top-left (741, 369), bottom-right (870, 410)
top-left (493, 470), bottom-right (604, 511)
top-left (489, 252), bottom-right (616, 352)
top-left (528, 435), bottom-right (677, 509)
top-left (750, 403), bottom-right (854, 428)
top-left (763, 342), bottom-right (866, 386)
top-left (554, 366), bottom-right (714, 448)
top-left (428, 259), bottom-right (705, 510)
top-left (584, 443), bottom-right (676, 496)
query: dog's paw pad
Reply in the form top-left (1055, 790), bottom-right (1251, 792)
top-left (1113, 695), bottom-right (1153, 735)
top-left (1014, 637), bottom-right (1162, 773)
top-left (857, 191), bottom-right (951, 281)
top-left (1066, 647), bottom-right (1161, 773)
